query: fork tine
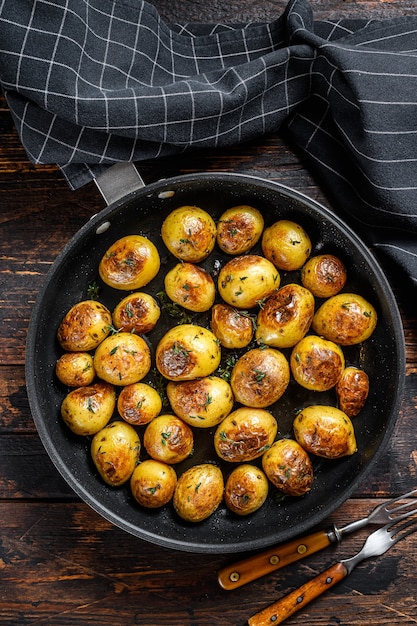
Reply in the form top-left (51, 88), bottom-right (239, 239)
top-left (388, 504), bottom-right (417, 523)
top-left (386, 488), bottom-right (417, 512)
top-left (389, 514), bottom-right (417, 543)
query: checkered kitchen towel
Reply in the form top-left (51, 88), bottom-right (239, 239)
top-left (1, 0), bottom-right (417, 286)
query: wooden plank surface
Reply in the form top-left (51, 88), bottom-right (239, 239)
top-left (1, 1), bottom-right (417, 624)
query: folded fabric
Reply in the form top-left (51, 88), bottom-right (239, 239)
top-left (1, 0), bottom-right (417, 287)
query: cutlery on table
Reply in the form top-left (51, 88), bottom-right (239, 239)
top-left (247, 513), bottom-right (417, 625)
top-left (218, 488), bottom-right (417, 590)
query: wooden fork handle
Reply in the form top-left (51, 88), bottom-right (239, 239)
top-left (247, 561), bottom-right (348, 626)
top-left (218, 530), bottom-right (333, 590)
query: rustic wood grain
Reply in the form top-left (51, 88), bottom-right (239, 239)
top-left (1, 1), bottom-right (417, 624)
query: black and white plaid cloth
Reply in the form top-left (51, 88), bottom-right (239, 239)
top-left (1, 0), bottom-right (417, 287)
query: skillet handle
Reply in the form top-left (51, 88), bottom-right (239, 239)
top-left (94, 162), bottom-right (145, 206)
top-left (217, 529), bottom-right (334, 590)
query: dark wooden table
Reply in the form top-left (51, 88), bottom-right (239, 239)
top-left (1, 1), bottom-right (417, 624)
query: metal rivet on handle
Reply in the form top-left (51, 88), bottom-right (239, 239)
top-left (229, 571), bottom-right (240, 582)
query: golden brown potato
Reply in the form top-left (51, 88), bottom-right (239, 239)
top-left (262, 439), bottom-right (314, 496)
top-left (130, 460), bottom-right (177, 508)
top-left (210, 303), bottom-right (254, 349)
top-left (214, 407), bottom-right (278, 463)
top-left (155, 324), bottom-right (221, 381)
top-left (255, 283), bottom-right (315, 349)
top-left (216, 205), bottom-right (264, 255)
top-left (143, 414), bottom-right (194, 464)
top-left (93, 332), bottom-right (151, 386)
top-left (230, 347), bottom-right (290, 408)
top-left (99, 235), bottom-right (160, 290)
top-left (173, 463), bottom-right (224, 522)
top-left (293, 405), bottom-right (357, 459)
top-left (290, 335), bottom-right (345, 392)
top-left (261, 219), bottom-right (311, 271)
top-left (60, 382), bottom-right (116, 436)
top-left (164, 262), bottom-right (215, 312)
top-left (218, 254), bottom-right (280, 309)
top-left (57, 300), bottom-right (112, 351)
top-left (55, 352), bottom-right (95, 387)
top-left (117, 382), bottom-right (162, 426)
top-left (224, 464), bottom-right (269, 515)
top-left (312, 293), bottom-right (377, 346)
top-left (301, 254), bottom-right (347, 298)
top-left (336, 366), bottom-right (369, 417)
top-left (112, 292), bottom-right (160, 334)
top-left (161, 206), bottom-right (216, 262)
top-left (166, 376), bottom-right (234, 428)
top-left (91, 420), bottom-right (140, 487)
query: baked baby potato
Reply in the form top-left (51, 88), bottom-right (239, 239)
top-left (218, 254), bottom-right (280, 308)
top-left (173, 463), bottom-right (224, 522)
top-left (216, 205), bottom-right (264, 255)
top-left (214, 407), bottom-right (277, 463)
top-left (57, 300), bottom-right (112, 352)
top-left (99, 235), bottom-right (160, 290)
top-left (161, 206), bottom-right (216, 262)
top-left (312, 293), bottom-right (377, 345)
top-left (293, 405), bottom-right (357, 459)
top-left (155, 324), bottom-right (221, 381)
top-left (230, 347), bottom-right (290, 408)
top-left (255, 283), bottom-right (315, 349)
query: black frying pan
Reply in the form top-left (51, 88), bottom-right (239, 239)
top-left (26, 168), bottom-right (405, 554)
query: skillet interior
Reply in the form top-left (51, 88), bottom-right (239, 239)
top-left (26, 173), bottom-right (405, 554)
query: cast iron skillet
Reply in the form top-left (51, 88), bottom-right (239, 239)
top-left (26, 169), bottom-right (405, 554)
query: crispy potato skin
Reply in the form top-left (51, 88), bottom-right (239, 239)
top-left (112, 292), bottom-right (160, 334)
top-left (224, 464), bottom-right (269, 515)
top-left (60, 382), bottom-right (116, 436)
top-left (161, 206), bottom-right (216, 262)
top-left (93, 332), bottom-right (151, 386)
top-left (336, 366), bottom-right (369, 417)
top-left (262, 219), bottom-right (311, 271)
top-left (55, 352), bottom-right (95, 387)
top-left (218, 254), bottom-right (280, 308)
top-left (57, 300), bottom-right (112, 351)
top-left (217, 205), bottom-right (264, 255)
top-left (230, 347), bottom-right (290, 408)
top-left (290, 335), bottom-right (345, 392)
top-left (117, 382), bottom-right (162, 426)
top-left (91, 421), bottom-right (140, 486)
top-left (262, 439), bottom-right (314, 496)
top-left (164, 262), bottom-right (215, 312)
top-left (130, 460), bottom-right (177, 508)
top-left (155, 324), bottom-right (221, 381)
top-left (211, 303), bottom-right (254, 349)
top-left (99, 235), bottom-right (160, 290)
top-left (312, 293), bottom-right (377, 345)
top-left (173, 463), bottom-right (224, 522)
top-left (301, 254), bottom-right (347, 298)
top-left (294, 405), bottom-right (357, 459)
top-left (214, 408), bottom-right (278, 463)
top-left (256, 283), bottom-right (315, 349)
top-left (167, 376), bottom-right (234, 428)
top-left (143, 414), bottom-right (194, 464)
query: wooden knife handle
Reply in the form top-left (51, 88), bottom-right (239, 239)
top-left (247, 561), bottom-right (348, 626)
top-left (218, 530), bottom-right (333, 590)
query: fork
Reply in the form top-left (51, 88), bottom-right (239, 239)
top-left (247, 514), bottom-right (417, 626)
top-left (218, 488), bottom-right (417, 590)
